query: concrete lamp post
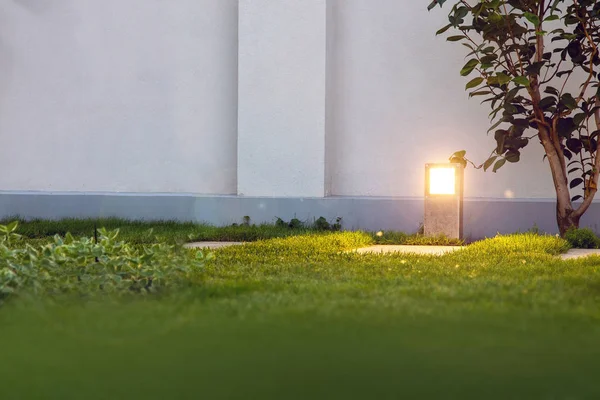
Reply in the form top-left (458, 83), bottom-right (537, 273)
top-left (424, 163), bottom-right (464, 240)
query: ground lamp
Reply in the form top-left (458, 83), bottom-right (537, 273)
top-left (424, 163), bottom-right (464, 240)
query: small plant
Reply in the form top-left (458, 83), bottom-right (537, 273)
top-left (0, 224), bottom-right (210, 304)
top-left (331, 217), bottom-right (343, 232)
top-left (314, 217), bottom-right (331, 231)
top-left (288, 218), bottom-right (304, 230)
top-left (564, 227), bottom-right (599, 249)
top-left (242, 216), bottom-right (251, 226)
top-left (0, 221), bottom-right (22, 246)
top-left (526, 224), bottom-right (541, 235)
top-left (273, 216), bottom-right (340, 231)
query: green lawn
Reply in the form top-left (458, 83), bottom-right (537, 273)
top-left (1, 222), bottom-right (599, 399)
top-left (1, 217), bottom-right (464, 245)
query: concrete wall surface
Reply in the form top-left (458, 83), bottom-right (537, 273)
top-left (0, 0), bottom-right (594, 234)
top-left (326, 0), bottom-right (554, 199)
top-left (0, 0), bottom-right (239, 194)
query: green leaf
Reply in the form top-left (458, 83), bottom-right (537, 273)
top-left (544, 15), bottom-right (559, 22)
top-left (544, 86), bottom-right (559, 96)
top-left (469, 90), bottom-right (492, 97)
top-left (523, 12), bottom-right (541, 26)
top-left (460, 59), bottom-right (479, 76)
top-left (513, 76), bottom-right (530, 86)
top-left (496, 73), bottom-right (512, 85)
top-left (487, 119), bottom-right (504, 133)
top-left (493, 158), bottom-right (506, 173)
top-left (436, 24), bottom-right (452, 35)
top-left (573, 113), bottom-right (587, 126)
top-left (6, 221), bottom-right (18, 233)
top-left (560, 93), bottom-right (578, 110)
top-left (505, 151), bottom-right (520, 163)
top-left (452, 150), bottom-right (467, 158)
top-left (428, 0), bottom-right (447, 11)
top-left (526, 62), bottom-right (545, 76)
top-left (483, 156), bottom-right (498, 172)
top-left (570, 178), bottom-right (583, 189)
top-left (447, 35), bottom-right (466, 42)
top-left (449, 156), bottom-right (467, 168)
top-left (465, 77), bottom-right (484, 90)
top-left (539, 96), bottom-right (556, 110)
top-left (566, 138), bottom-right (583, 154)
top-left (455, 6), bottom-right (468, 19)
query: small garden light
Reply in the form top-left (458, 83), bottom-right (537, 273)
top-left (428, 166), bottom-right (457, 195)
top-left (424, 163), bottom-right (464, 240)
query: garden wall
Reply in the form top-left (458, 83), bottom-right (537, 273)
top-left (0, 0), bottom-right (239, 194)
top-left (0, 0), bottom-right (597, 236)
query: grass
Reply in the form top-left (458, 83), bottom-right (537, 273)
top-left (2, 217), bottom-right (314, 245)
top-left (2, 217), bottom-right (464, 246)
top-left (1, 221), bottom-right (599, 399)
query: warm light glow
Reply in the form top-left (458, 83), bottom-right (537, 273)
top-left (429, 167), bottom-right (456, 195)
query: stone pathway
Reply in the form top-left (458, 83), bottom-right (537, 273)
top-left (560, 249), bottom-right (600, 260)
top-left (184, 241), bottom-right (243, 249)
top-left (183, 241), bottom-right (600, 261)
top-left (352, 245), bottom-right (464, 256)
top-left (353, 245), bottom-right (600, 260)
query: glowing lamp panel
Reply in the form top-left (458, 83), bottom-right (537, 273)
top-left (429, 167), bottom-right (456, 195)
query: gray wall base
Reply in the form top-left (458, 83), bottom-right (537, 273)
top-left (1, 192), bottom-right (599, 239)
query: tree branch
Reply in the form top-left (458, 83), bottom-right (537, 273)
top-left (573, 101), bottom-right (600, 217)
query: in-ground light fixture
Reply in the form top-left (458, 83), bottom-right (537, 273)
top-left (424, 163), bottom-right (464, 240)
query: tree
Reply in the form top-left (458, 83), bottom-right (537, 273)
top-left (428, 0), bottom-right (600, 235)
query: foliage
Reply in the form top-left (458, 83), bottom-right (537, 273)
top-left (2, 230), bottom-right (597, 399)
top-left (0, 220), bottom-right (22, 246)
top-left (3, 217), bottom-right (349, 245)
top-left (429, 0), bottom-right (600, 234)
top-left (564, 226), bottom-right (599, 248)
top-left (274, 216), bottom-right (343, 231)
top-left (314, 217), bottom-right (331, 231)
top-left (372, 230), bottom-right (464, 246)
top-left (0, 222), bottom-right (208, 303)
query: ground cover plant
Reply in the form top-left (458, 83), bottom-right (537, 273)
top-left (1, 220), bottom-right (600, 399)
top-left (1, 217), bottom-right (462, 245)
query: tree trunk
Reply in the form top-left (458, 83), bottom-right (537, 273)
top-left (556, 201), bottom-right (580, 236)
top-left (539, 132), bottom-right (575, 237)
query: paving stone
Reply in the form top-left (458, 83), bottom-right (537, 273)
top-left (352, 245), bottom-right (464, 256)
top-left (184, 241), bottom-right (243, 249)
top-left (560, 248), bottom-right (600, 260)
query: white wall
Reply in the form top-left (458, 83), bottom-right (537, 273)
top-left (0, 0), bottom-right (565, 201)
top-left (0, 0), bottom-right (238, 194)
top-left (237, 0), bottom-right (328, 197)
top-left (327, 0), bottom-right (556, 199)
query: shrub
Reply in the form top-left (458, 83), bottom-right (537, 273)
top-left (272, 216), bottom-right (342, 232)
top-left (565, 227), bottom-right (599, 249)
top-left (0, 223), bottom-right (209, 304)
top-left (289, 218), bottom-right (304, 230)
top-left (314, 217), bottom-right (331, 231)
